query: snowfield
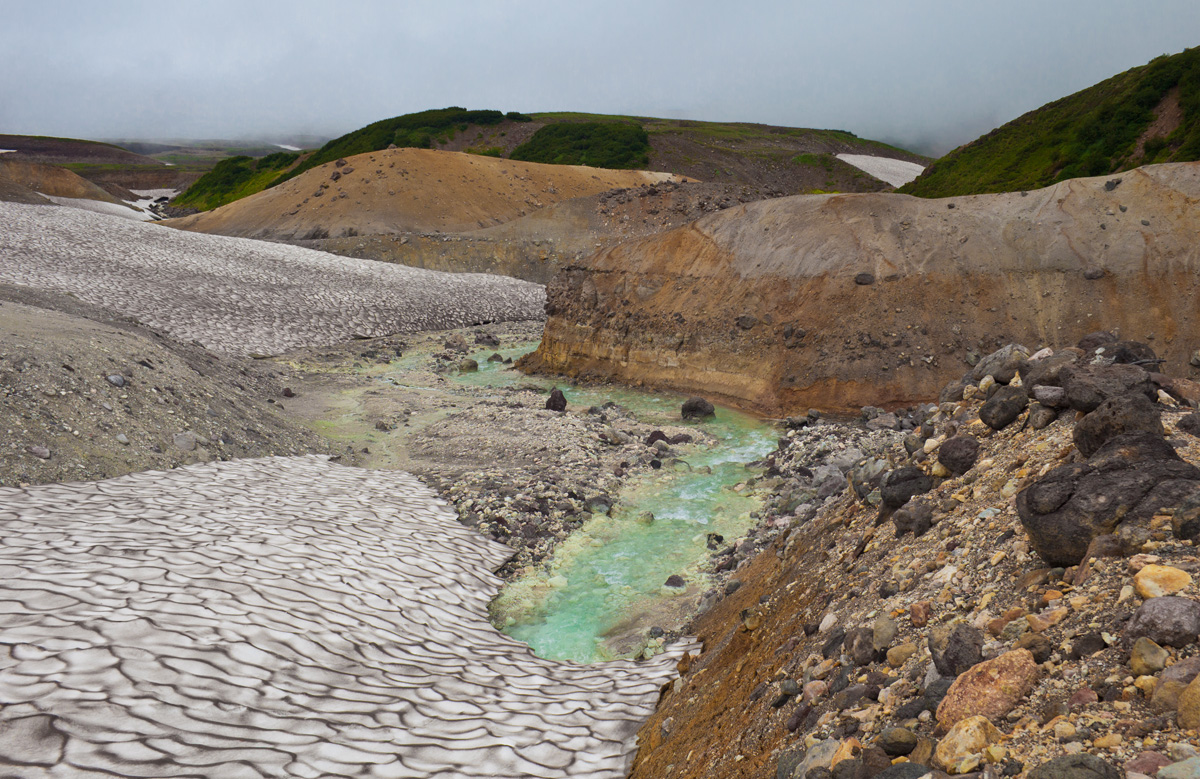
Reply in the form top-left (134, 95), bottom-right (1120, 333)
top-left (0, 202), bottom-right (546, 355)
top-left (836, 154), bottom-right (925, 187)
top-left (0, 455), bottom-right (695, 778)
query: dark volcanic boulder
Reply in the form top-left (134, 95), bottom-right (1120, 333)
top-left (1097, 340), bottom-right (1158, 365)
top-left (880, 467), bottom-right (934, 508)
top-left (1028, 403), bottom-right (1059, 429)
top-left (1178, 412), bottom-right (1200, 438)
top-left (1077, 331), bottom-right (1117, 352)
top-left (979, 385), bottom-right (1028, 430)
top-left (1060, 363), bottom-right (1154, 413)
top-left (938, 436), bottom-right (980, 475)
top-left (1027, 753), bottom-right (1121, 779)
top-left (545, 388), bottom-right (567, 412)
top-left (929, 621), bottom-right (984, 677)
top-left (1173, 488), bottom-right (1200, 542)
top-left (1072, 392), bottom-right (1164, 457)
top-left (681, 396), bottom-right (715, 420)
top-left (1017, 432), bottom-right (1200, 566)
top-left (1126, 596), bottom-right (1200, 648)
top-left (893, 500), bottom-right (934, 538)
top-left (1020, 351), bottom-right (1080, 397)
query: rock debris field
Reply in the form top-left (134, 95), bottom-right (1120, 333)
top-left (0, 456), bottom-right (695, 778)
top-left (0, 202), bottom-right (545, 356)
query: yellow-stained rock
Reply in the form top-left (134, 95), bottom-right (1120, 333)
top-left (935, 649), bottom-right (1040, 733)
top-left (831, 738), bottom-right (863, 768)
top-left (1134, 565), bottom-right (1193, 599)
top-left (934, 715), bottom-right (1004, 772)
top-left (1179, 675), bottom-right (1200, 730)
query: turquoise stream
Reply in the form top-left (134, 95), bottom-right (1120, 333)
top-left (437, 346), bottom-right (775, 663)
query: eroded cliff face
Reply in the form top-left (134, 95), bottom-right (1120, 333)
top-left (523, 163), bottom-right (1200, 414)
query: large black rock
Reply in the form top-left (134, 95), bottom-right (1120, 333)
top-left (979, 385), bottom-right (1028, 430)
top-left (681, 396), bottom-right (715, 420)
top-left (880, 467), bottom-right (934, 509)
top-left (1017, 432), bottom-right (1200, 566)
top-left (1072, 392), bottom-right (1163, 458)
top-left (1060, 363), bottom-right (1154, 413)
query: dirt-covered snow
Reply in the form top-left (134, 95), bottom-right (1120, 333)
top-left (0, 202), bottom-right (546, 356)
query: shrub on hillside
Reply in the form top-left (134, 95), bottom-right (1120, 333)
top-left (510, 122), bottom-right (650, 169)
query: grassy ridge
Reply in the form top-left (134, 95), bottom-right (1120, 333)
top-left (173, 152), bottom-right (299, 210)
top-left (901, 47), bottom-right (1200, 197)
top-left (268, 108), bottom-right (531, 187)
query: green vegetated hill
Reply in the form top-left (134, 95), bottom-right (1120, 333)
top-left (172, 152), bottom-right (302, 210)
top-left (901, 47), bottom-right (1200, 197)
top-left (170, 106), bottom-right (929, 211)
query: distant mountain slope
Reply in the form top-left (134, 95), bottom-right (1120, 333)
top-left (163, 147), bottom-right (688, 241)
top-left (0, 134), bottom-right (163, 167)
top-left (171, 108), bottom-right (929, 212)
top-left (901, 47), bottom-right (1200, 197)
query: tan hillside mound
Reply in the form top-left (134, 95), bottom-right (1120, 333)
top-left (524, 162), bottom-right (1200, 415)
top-left (0, 160), bottom-right (127, 204)
top-left (163, 148), bottom-right (688, 241)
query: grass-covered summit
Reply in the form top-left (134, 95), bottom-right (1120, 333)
top-left (901, 47), bottom-right (1200, 197)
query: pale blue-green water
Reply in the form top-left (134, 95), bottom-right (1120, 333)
top-left (446, 346), bottom-right (776, 663)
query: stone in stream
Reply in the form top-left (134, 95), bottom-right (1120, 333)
top-left (545, 388), bottom-right (567, 412)
top-left (681, 396), bottom-right (715, 420)
top-left (458, 358), bottom-right (479, 373)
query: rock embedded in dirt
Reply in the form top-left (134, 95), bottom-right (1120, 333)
top-left (876, 726), bottom-right (918, 757)
top-left (1027, 753), bottom-right (1122, 779)
top-left (545, 388), bottom-right (567, 412)
top-left (1134, 564), bottom-right (1193, 598)
top-left (1073, 392), bottom-right (1164, 458)
top-left (1016, 432), bottom-right (1200, 566)
top-left (979, 385), bottom-right (1028, 430)
top-left (1129, 637), bottom-right (1169, 676)
top-left (1126, 596), bottom-right (1200, 647)
top-left (938, 436), bottom-right (980, 475)
top-left (681, 396), bottom-right (715, 420)
top-left (933, 714), bottom-right (1003, 771)
top-left (1177, 412), bottom-right (1200, 438)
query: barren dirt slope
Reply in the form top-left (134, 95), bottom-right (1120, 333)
top-left (527, 162), bottom-right (1200, 414)
top-left (0, 160), bottom-right (126, 203)
top-left (164, 148), bottom-right (688, 241)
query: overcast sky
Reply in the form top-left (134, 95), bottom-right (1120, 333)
top-left (2, 1), bottom-right (1197, 156)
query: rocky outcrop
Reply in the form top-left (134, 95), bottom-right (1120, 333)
top-left (524, 163), bottom-right (1200, 414)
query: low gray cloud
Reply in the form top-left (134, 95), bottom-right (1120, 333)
top-left (2, 0), bottom-right (1197, 156)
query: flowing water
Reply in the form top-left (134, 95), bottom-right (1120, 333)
top-left (442, 345), bottom-right (777, 663)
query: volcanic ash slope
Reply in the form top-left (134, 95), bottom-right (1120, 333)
top-left (0, 202), bottom-right (545, 357)
top-left (526, 162), bottom-right (1200, 414)
top-left (0, 455), bottom-right (694, 778)
top-left (163, 147), bottom-right (688, 241)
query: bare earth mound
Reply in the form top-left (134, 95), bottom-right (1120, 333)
top-left (525, 162), bottom-right (1200, 414)
top-left (0, 159), bottom-right (127, 204)
top-left (164, 147), bottom-right (687, 241)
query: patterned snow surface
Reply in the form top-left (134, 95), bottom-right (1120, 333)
top-left (835, 154), bottom-right (925, 187)
top-left (0, 456), bottom-right (696, 778)
top-left (0, 202), bottom-right (546, 356)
